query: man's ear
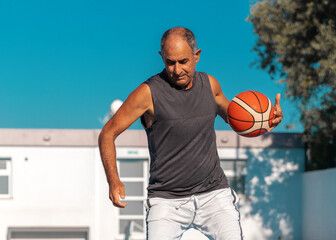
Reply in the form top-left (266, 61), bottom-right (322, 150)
top-left (159, 51), bottom-right (166, 63)
top-left (194, 49), bottom-right (202, 63)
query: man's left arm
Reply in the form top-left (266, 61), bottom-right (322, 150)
top-left (208, 74), bottom-right (230, 123)
top-left (208, 74), bottom-right (283, 131)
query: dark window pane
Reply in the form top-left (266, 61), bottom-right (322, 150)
top-left (120, 201), bottom-right (144, 215)
top-left (0, 176), bottom-right (9, 194)
top-left (124, 182), bottom-right (143, 196)
top-left (119, 160), bottom-right (144, 178)
top-left (0, 161), bottom-right (6, 170)
top-left (0, 158), bottom-right (9, 170)
top-left (11, 231), bottom-right (87, 238)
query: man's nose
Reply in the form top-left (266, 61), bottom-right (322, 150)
top-left (174, 63), bottom-right (183, 75)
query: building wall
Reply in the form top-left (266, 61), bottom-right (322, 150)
top-left (302, 168), bottom-right (336, 240)
top-left (0, 146), bottom-right (98, 239)
top-left (0, 129), bottom-right (306, 240)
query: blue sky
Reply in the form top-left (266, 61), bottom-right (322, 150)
top-left (0, 0), bottom-right (302, 132)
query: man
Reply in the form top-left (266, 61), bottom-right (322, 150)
top-left (99, 27), bottom-right (283, 240)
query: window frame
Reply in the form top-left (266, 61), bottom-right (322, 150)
top-left (115, 147), bottom-right (149, 240)
top-left (219, 158), bottom-right (248, 197)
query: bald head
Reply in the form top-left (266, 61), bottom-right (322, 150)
top-left (158, 27), bottom-right (201, 90)
top-left (161, 27), bottom-right (198, 55)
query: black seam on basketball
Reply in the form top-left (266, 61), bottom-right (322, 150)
top-left (250, 91), bottom-right (263, 136)
top-left (229, 116), bottom-right (255, 132)
top-left (231, 98), bottom-right (255, 122)
top-left (229, 119), bottom-right (269, 133)
top-left (235, 96), bottom-right (259, 114)
top-left (236, 94), bottom-right (264, 114)
top-left (228, 116), bottom-right (271, 123)
top-left (242, 129), bottom-right (260, 136)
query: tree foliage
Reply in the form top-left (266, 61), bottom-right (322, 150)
top-left (248, 0), bottom-right (336, 170)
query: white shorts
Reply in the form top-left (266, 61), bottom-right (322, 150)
top-left (145, 188), bottom-right (244, 240)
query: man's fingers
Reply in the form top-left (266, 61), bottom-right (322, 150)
top-left (274, 110), bottom-right (282, 118)
top-left (268, 117), bottom-right (280, 132)
top-left (268, 94), bottom-right (283, 133)
top-left (120, 186), bottom-right (125, 199)
top-left (113, 200), bottom-right (127, 208)
top-left (108, 181), bottom-right (127, 208)
top-left (275, 93), bottom-right (281, 107)
top-left (111, 190), bottom-right (127, 208)
top-left (273, 93), bottom-right (283, 121)
top-left (267, 126), bottom-right (275, 132)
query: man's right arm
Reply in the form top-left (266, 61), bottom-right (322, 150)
top-left (98, 83), bottom-right (153, 208)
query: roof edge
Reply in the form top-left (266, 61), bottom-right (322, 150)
top-left (0, 129), bottom-right (303, 148)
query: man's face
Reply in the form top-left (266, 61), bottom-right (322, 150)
top-left (160, 36), bottom-right (201, 90)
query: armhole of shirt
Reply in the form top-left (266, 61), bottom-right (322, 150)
top-left (142, 80), bottom-right (157, 129)
top-left (202, 72), bottom-right (218, 114)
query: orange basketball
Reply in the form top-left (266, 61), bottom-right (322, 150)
top-left (228, 91), bottom-right (274, 137)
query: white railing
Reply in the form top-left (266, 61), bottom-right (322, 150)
top-left (125, 220), bottom-right (144, 240)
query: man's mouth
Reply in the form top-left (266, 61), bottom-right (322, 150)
top-left (175, 74), bottom-right (187, 80)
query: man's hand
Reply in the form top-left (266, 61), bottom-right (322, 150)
top-left (109, 179), bottom-right (127, 208)
top-left (268, 93), bottom-right (283, 132)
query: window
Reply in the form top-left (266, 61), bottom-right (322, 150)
top-left (0, 157), bottom-right (12, 198)
top-left (117, 158), bottom-right (148, 239)
top-left (8, 228), bottom-right (89, 240)
top-left (220, 159), bottom-right (247, 195)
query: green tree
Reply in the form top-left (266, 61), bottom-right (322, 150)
top-left (248, 0), bottom-right (336, 170)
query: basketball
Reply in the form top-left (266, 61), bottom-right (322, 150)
top-left (228, 91), bottom-right (274, 137)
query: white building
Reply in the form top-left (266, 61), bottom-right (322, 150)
top-left (0, 128), bottom-right (326, 240)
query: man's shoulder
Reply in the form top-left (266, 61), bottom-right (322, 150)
top-left (144, 70), bottom-right (166, 86)
top-left (194, 71), bottom-right (212, 84)
top-left (195, 71), bottom-right (210, 78)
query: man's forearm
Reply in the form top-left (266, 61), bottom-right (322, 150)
top-left (98, 133), bottom-right (120, 184)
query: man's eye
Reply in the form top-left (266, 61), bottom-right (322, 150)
top-left (179, 59), bottom-right (188, 64)
top-left (166, 60), bottom-right (175, 65)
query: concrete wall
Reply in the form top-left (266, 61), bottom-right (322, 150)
top-left (302, 168), bottom-right (336, 240)
top-left (240, 147), bottom-right (304, 240)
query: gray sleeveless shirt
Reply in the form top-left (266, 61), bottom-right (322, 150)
top-left (143, 70), bottom-right (229, 198)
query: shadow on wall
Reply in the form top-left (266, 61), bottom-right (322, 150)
top-left (239, 133), bottom-right (305, 240)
